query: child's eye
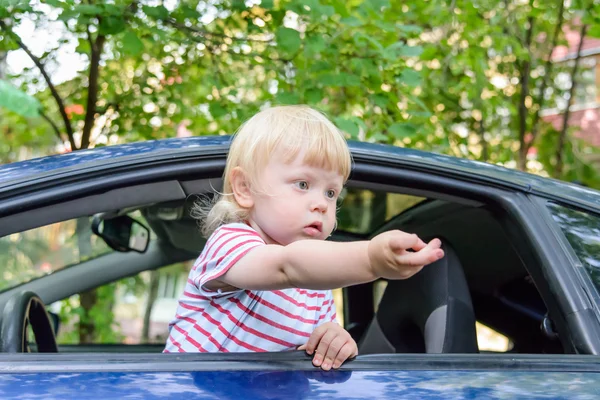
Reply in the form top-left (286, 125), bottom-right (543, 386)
top-left (325, 189), bottom-right (336, 199)
top-left (295, 181), bottom-right (309, 190)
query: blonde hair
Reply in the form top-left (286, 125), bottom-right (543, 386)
top-left (194, 105), bottom-right (352, 237)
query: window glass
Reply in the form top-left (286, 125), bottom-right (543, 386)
top-left (0, 217), bottom-right (112, 292)
top-left (475, 322), bottom-right (513, 352)
top-left (547, 203), bottom-right (600, 296)
top-left (337, 188), bottom-right (426, 234)
top-left (51, 261), bottom-right (190, 345)
top-left (51, 261), bottom-right (347, 345)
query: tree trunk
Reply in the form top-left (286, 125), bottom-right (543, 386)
top-left (142, 270), bottom-right (160, 342)
top-left (368, 192), bottom-right (387, 232)
top-left (76, 217), bottom-right (96, 344)
top-left (554, 22), bottom-right (589, 178)
top-left (517, 15), bottom-right (535, 171)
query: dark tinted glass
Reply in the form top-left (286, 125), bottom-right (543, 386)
top-left (548, 203), bottom-right (600, 295)
top-left (336, 188), bottom-right (425, 234)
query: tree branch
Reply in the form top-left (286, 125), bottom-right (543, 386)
top-left (526, 0), bottom-right (566, 155)
top-left (554, 22), bottom-right (589, 177)
top-left (165, 18), bottom-right (272, 43)
top-left (517, 15), bottom-right (535, 171)
top-left (39, 110), bottom-right (64, 143)
top-left (0, 20), bottom-right (76, 150)
top-left (80, 26), bottom-right (106, 150)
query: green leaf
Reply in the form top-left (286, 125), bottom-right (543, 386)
top-left (75, 38), bottom-right (90, 54)
top-left (397, 45), bottom-right (424, 57)
top-left (231, 0), bottom-right (246, 11)
top-left (261, 0), bottom-right (274, 9)
top-left (407, 94), bottom-right (430, 114)
top-left (397, 24), bottom-right (423, 34)
top-left (371, 94), bottom-right (389, 108)
top-left (335, 117), bottom-right (359, 138)
top-left (209, 102), bottom-right (228, 119)
top-left (99, 15), bottom-right (126, 35)
top-left (276, 92), bottom-right (300, 104)
top-left (331, 1), bottom-right (350, 17)
top-left (397, 69), bottom-right (422, 87)
top-left (389, 122), bottom-right (417, 138)
top-left (317, 72), bottom-right (361, 87)
top-left (305, 35), bottom-right (326, 56)
top-left (142, 5), bottom-right (169, 20)
top-left (74, 4), bottom-right (102, 15)
top-left (341, 17), bottom-right (364, 27)
top-left (179, 5), bottom-right (200, 19)
top-left (353, 32), bottom-right (383, 50)
top-left (122, 31), bottom-right (144, 56)
top-left (276, 27), bottom-right (301, 55)
top-left (588, 25), bottom-right (600, 38)
top-left (366, 0), bottom-right (390, 10)
top-left (305, 88), bottom-right (323, 104)
top-left (0, 80), bottom-right (41, 118)
top-left (321, 5), bottom-right (335, 17)
top-left (370, 132), bottom-right (389, 142)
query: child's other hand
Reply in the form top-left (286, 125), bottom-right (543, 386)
top-left (298, 322), bottom-right (357, 371)
top-left (368, 230), bottom-right (444, 280)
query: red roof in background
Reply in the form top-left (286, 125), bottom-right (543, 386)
top-left (552, 22), bottom-right (600, 61)
top-left (543, 107), bottom-right (600, 146)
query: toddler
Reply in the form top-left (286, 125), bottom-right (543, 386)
top-left (164, 105), bottom-right (444, 370)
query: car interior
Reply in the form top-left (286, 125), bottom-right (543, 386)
top-left (0, 172), bottom-right (566, 356)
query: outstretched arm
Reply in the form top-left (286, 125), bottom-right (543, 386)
top-left (206, 230), bottom-right (444, 291)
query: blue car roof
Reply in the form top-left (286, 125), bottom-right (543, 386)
top-left (1, 135), bottom-right (599, 210)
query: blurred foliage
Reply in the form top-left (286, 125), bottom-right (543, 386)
top-left (0, 0), bottom-right (596, 178)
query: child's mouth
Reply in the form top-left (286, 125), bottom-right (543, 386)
top-left (303, 222), bottom-right (322, 236)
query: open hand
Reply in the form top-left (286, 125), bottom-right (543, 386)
top-left (368, 230), bottom-right (444, 280)
top-left (298, 322), bottom-right (357, 371)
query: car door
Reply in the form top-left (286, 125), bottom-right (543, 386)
top-left (1, 353), bottom-right (600, 399)
top-left (2, 141), bottom-right (600, 398)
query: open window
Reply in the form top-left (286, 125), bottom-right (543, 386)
top-left (0, 166), bottom-right (575, 356)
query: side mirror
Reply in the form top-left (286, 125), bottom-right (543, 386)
top-left (92, 214), bottom-right (150, 253)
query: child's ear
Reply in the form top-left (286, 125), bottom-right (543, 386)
top-left (230, 167), bottom-right (254, 208)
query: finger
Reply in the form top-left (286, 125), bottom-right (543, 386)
top-left (313, 330), bottom-right (337, 367)
top-left (396, 242), bottom-right (444, 267)
top-left (297, 343), bottom-right (307, 351)
top-left (305, 324), bottom-right (327, 355)
top-left (321, 336), bottom-right (347, 371)
top-left (389, 232), bottom-right (426, 252)
top-left (332, 341), bottom-right (358, 369)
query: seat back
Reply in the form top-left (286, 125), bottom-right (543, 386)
top-left (359, 242), bottom-right (478, 354)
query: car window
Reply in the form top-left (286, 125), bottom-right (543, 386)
top-left (547, 203), bottom-right (600, 297)
top-left (0, 217), bottom-right (113, 292)
top-left (51, 262), bottom-right (346, 345)
top-left (337, 188), bottom-right (425, 234)
top-left (50, 261), bottom-right (190, 345)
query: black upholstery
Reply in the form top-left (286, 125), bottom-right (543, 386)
top-left (359, 242), bottom-right (478, 354)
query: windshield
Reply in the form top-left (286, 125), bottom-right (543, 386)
top-left (0, 216), bottom-right (113, 292)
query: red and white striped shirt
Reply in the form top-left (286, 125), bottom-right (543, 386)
top-left (164, 223), bottom-right (337, 353)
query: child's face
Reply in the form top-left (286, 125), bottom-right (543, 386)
top-left (247, 150), bottom-right (344, 245)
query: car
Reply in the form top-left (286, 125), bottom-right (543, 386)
top-left (0, 135), bottom-right (599, 398)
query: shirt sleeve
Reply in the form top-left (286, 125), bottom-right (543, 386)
top-left (190, 224), bottom-right (265, 297)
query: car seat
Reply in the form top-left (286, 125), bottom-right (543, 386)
top-left (358, 241), bottom-right (478, 353)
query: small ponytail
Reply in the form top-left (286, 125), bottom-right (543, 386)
top-left (191, 194), bottom-right (249, 238)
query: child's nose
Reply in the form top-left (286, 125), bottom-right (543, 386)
top-left (311, 196), bottom-right (328, 213)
